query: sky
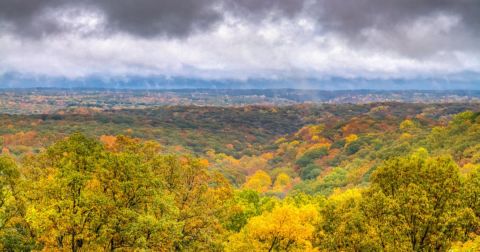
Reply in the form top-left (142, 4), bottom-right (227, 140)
top-left (0, 0), bottom-right (479, 88)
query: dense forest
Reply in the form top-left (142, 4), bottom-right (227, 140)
top-left (2, 103), bottom-right (480, 251)
top-left (2, 0), bottom-right (479, 250)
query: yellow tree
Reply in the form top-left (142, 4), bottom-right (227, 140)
top-left (345, 134), bottom-right (358, 144)
top-left (24, 133), bottom-right (105, 251)
top-left (153, 154), bottom-right (233, 251)
top-left (462, 164), bottom-right (480, 236)
top-left (92, 137), bottom-right (180, 251)
top-left (450, 235), bottom-right (480, 251)
top-left (399, 119), bottom-right (415, 131)
top-left (23, 134), bottom-right (233, 251)
top-left (317, 189), bottom-right (377, 251)
top-left (243, 170), bottom-right (272, 193)
top-left (226, 204), bottom-right (319, 251)
top-left (272, 173), bottom-right (292, 192)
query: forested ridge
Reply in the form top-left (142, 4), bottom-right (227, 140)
top-left (1, 104), bottom-right (480, 251)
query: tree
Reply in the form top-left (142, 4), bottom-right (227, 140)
top-left (315, 167), bottom-right (348, 196)
top-left (300, 164), bottom-right (322, 181)
top-left (92, 137), bottom-right (180, 251)
top-left (0, 156), bottom-right (20, 230)
top-left (243, 170), bottom-right (272, 193)
top-left (295, 147), bottom-right (328, 168)
top-left (0, 156), bottom-right (37, 251)
top-left (345, 134), bottom-right (358, 144)
top-left (462, 164), bottom-right (480, 235)
top-left (450, 235), bottom-right (480, 251)
top-left (272, 173), bottom-right (292, 193)
top-left (226, 204), bottom-right (319, 251)
top-left (363, 149), bottom-right (473, 251)
top-left (399, 119), bottom-right (416, 131)
top-left (317, 189), bottom-right (377, 251)
top-left (24, 133), bottom-right (104, 251)
top-left (224, 189), bottom-right (277, 233)
top-left (23, 133), bottom-right (234, 251)
top-left (153, 154), bottom-right (233, 251)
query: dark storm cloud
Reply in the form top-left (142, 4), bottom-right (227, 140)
top-left (97, 0), bottom-right (305, 37)
top-left (0, 0), bottom-right (478, 50)
top-left (224, 0), bottom-right (305, 19)
top-left (314, 0), bottom-right (480, 38)
top-left (0, 0), bottom-right (64, 36)
top-left (0, 0), bottom-right (226, 37)
top-left (313, 0), bottom-right (480, 55)
top-left (95, 0), bottom-right (223, 37)
top-left (0, 0), bottom-right (307, 38)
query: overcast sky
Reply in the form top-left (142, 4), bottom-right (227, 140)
top-left (0, 0), bottom-right (479, 83)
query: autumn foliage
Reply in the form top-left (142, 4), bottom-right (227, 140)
top-left (1, 105), bottom-right (480, 250)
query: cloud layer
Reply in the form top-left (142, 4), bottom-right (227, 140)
top-left (0, 0), bottom-right (479, 82)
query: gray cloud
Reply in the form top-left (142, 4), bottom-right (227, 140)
top-left (94, 0), bottom-right (223, 38)
top-left (0, 0), bottom-right (226, 38)
top-left (0, 0), bottom-right (62, 36)
top-left (0, 0), bottom-right (479, 79)
top-left (313, 0), bottom-right (480, 56)
top-left (224, 0), bottom-right (305, 19)
top-left (1, 0), bottom-right (479, 41)
top-left (315, 0), bottom-right (480, 34)
top-left (0, 0), bottom-right (308, 38)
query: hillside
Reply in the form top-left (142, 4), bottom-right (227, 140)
top-left (1, 103), bottom-right (480, 250)
top-left (1, 103), bottom-right (475, 157)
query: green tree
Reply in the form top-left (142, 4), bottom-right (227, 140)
top-left (24, 134), bottom-right (234, 251)
top-left (25, 133), bottom-right (104, 251)
top-left (463, 164), bottom-right (480, 235)
top-left (0, 156), bottom-right (37, 251)
top-left (93, 136), bottom-right (180, 250)
top-left (363, 150), bottom-right (473, 251)
top-left (153, 155), bottom-right (233, 251)
top-left (317, 189), bottom-right (378, 251)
